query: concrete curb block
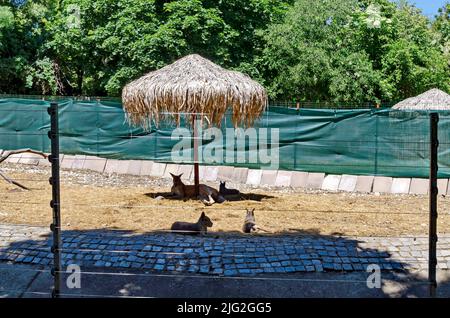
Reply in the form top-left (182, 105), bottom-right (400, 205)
top-left (233, 168), bottom-right (249, 184)
top-left (18, 153), bottom-right (45, 166)
top-left (275, 171), bottom-right (292, 187)
top-left (140, 161), bottom-right (154, 176)
top-left (150, 162), bottom-right (166, 178)
top-left (373, 177), bottom-right (393, 193)
top-left (6, 150), bottom-right (450, 195)
top-left (410, 178), bottom-right (428, 195)
top-left (177, 164), bottom-right (193, 181)
top-left (83, 156), bottom-right (107, 173)
top-left (438, 179), bottom-right (448, 196)
top-left (260, 170), bottom-right (278, 186)
top-left (306, 173), bottom-right (325, 189)
top-left (391, 178), bottom-right (411, 194)
top-left (321, 175), bottom-right (341, 191)
top-left (338, 175), bottom-right (358, 192)
top-left (217, 166), bottom-right (234, 182)
top-left (246, 169), bottom-right (262, 186)
top-left (355, 176), bottom-right (374, 193)
top-left (163, 164), bottom-right (179, 179)
top-left (6, 153), bottom-right (22, 164)
top-left (127, 160), bottom-right (142, 176)
top-left (61, 155), bottom-right (76, 169)
top-left (290, 172), bottom-right (308, 188)
top-left (104, 159), bottom-right (120, 174)
top-left (204, 166), bottom-right (219, 182)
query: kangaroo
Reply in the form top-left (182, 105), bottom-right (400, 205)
top-left (170, 173), bottom-right (225, 206)
top-left (243, 208), bottom-right (257, 233)
top-left (219, 181), bottom-right (240, 196)
top-left (171, 212), bottom-right (213, 235)
top-left (242, 208), bottom-right (268, 233)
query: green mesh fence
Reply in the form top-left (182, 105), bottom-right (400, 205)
top-left (1, 97), bottom-right (449, 178)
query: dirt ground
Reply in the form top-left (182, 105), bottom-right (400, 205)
top-left (1, 163), bottom-right (450, 237)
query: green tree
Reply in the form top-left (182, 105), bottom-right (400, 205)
top-left (261, 0), bottom-right (449, 102)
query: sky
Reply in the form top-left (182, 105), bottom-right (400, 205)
top-left (405, 0), bottom-right (448, 17)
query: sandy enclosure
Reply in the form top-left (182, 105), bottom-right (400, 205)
top-left (1, 163), bottom-right (449, 237)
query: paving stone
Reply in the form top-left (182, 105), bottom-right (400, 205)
top-left (355, 175), bottom-right (374, 193)
top-left (390, 178), bottom-right (411, 194)
top-left (338, 175), bottom-right (358, 192)
top-left (3, 223), bottom-right (446, 277)
top-left (127, 160), bottom-right (143, 175)
top-left (372, 176), bottom-right (393, 193)
top-left (306, 173), bottom-right (325, 189)
top-left (275, 170), bottom-right (292, 187)
top-left (139, 161), bottom-right (154, 176)
top-left (83, 155), bottom-right (107, 173)
top-left (321, 174), bottom-right (341, 191)
top-left (260, 170), bottom-right (278, 186)
top-left (246, 169), bottom-right (262, 186)
top-left (409, 178), bottom-right (428, 195)
top-left (150, 162), bottom-right (167, 177)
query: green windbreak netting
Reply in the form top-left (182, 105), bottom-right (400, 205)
top-left (1, 98), bottom-right (449, 178)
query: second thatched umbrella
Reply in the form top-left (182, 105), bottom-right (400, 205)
top-left (122, 54), bottom-right (268, 195)
top-left (392, 88), bottom-right (450, 110)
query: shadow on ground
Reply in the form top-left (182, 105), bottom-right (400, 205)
top-left (145, 191), bottom-right (275, 202)
top-left (0, 226), bottom-right (448, 298)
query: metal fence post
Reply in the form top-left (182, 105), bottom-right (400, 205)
top-left (47, 102), bottom-right (62, 298)
top-left (429, 112), bottom-right (439, 298)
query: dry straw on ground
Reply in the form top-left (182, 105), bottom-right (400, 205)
top-left (1, 165), bottom-right (450, 237)
top-left (122, 54), bottom-right (268, 129)
top-left (392, 88), bottom-right (450, 110)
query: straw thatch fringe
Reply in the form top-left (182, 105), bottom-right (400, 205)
top-left (122, 54), bottom-right (268, 129)
top-left (391, 88), bottom-right (450, 110)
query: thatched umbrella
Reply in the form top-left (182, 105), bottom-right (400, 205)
top-left (392, 88), bottom-right (450, 110)
top-left (122, 54), bottom-right (268, 195)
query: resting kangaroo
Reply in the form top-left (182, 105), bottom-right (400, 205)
top-left (171, 212), bottom-right (213, 235)
top-left (243, 208), bottom-right (257, 233)
top-left (219, 181), bottom-right (240, 196)
top-left (170, 173), bottom-right (225, 206)
top-left (242, 208), bottom-right (268, 233)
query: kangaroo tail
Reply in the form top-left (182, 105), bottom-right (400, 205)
top-left (254, 225), bottom-right (270, 233)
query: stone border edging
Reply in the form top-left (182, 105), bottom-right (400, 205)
top-left (1, 150), bottom-right (448, 195)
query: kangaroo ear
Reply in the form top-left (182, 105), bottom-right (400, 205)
top-left (201, 212), bottom-right (205, 217)
top-left (178, 173), bottom-right (183, 178)
top-left (251, 208), bottom-right (255, 215)
top-left (170, 173), bottom-right (176, 178)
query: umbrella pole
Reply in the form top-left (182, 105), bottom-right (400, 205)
top-left (193, 115), bottom-right (200, 197)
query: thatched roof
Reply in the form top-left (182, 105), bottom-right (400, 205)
top-left (392, 88), bottom-right (450, 110)
top-left (122, 54), bottom-right (268, 129)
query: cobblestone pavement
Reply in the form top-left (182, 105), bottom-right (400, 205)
top-left (1, 224), bottom-right (450, 276)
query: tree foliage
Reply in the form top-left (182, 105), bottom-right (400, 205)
top-left (0, 0), bottom-right (448, 103)
top-left (262, 0), bottom-right (450, 102)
